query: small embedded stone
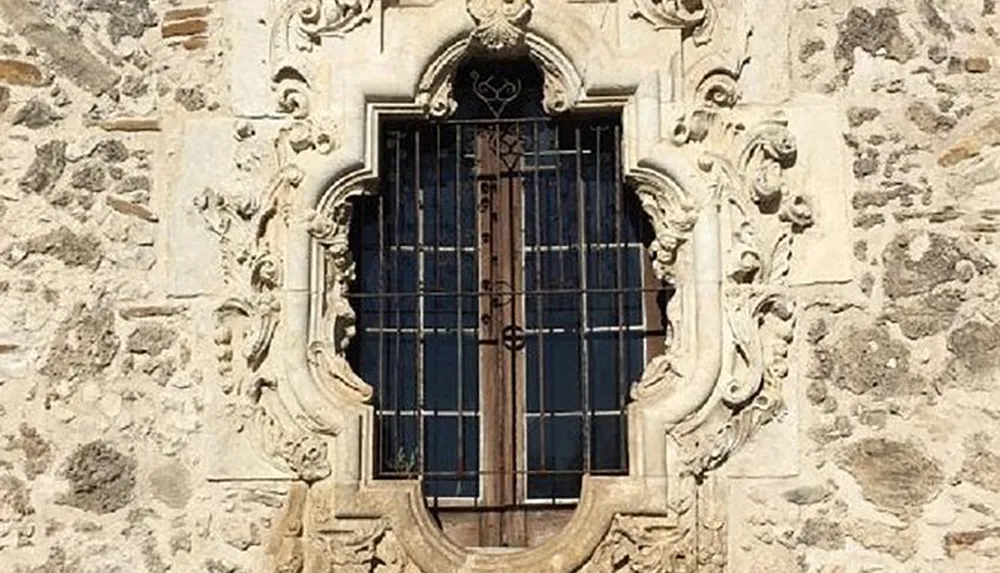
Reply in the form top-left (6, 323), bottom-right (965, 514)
top-left (938, 138), bottom-right (980, 167)
top-left (847, 106), bottom-right (880, 128)
top-left (965, 56), bottom-right (991, 73)
top-left (25, 226), bottom-right (103, 269)
top-left (798, 518), bottom-right (845, 550)
top-left (118, 304), bottom-right (188, 320)
top-left (19, 140), bottom-right (67, 194)
top-left (83, 0), bottom-right (158, 45)
top-left (182, 36), bottom-right (209, 50)
top-left (91, 139), bottom-right (129, 163)
top-left (944, 527), bottom-right (1000, 558)
top-left (838, 438), bottom-right (943, 519)
top-left (783, 484), bottom-right (832, 505)
top-left (59, 441), bottom-right (135, 514)
top-left (175, 86), bottom-right (206, 111)
top-left (126, 323), bottom-right (178, 357)
top-left (907, 101), bottom-right (956, 134)
top-left (12, 98), bottom-right (58, 129)
top-left (0, 58), bottom-right (45, 86)
top-left (0, 85), bottom-right (9, 113)
top-left (70, 163), bottom-right (107, 193)
top-left (164, 6), bottom-right (211, 21)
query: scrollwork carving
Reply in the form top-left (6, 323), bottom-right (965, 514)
top-left (669, 109), bottom-right (812, 480)
top-left (632, 179), bottom-right (697, 282)
top-left (210, 113), bottom-right (341, 481)
top-left (274, 0), bottom-right (375, 54)
top-left (581, 515), bottom-right (689, 573)
top-left (630, 0), bottom-right (715, 46)
top-left (321, 520), bottom-right (416, 573)
top-left (271, 0), bottom-right (374, 117)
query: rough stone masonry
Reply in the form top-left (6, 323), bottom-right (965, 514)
top-left (0, 0), bottom-right (999, 571)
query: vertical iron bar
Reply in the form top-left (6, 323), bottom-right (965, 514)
top-left (575, 126), bottom-right (591, 476)
top-left (377, 163), bottom-right (386, 476)
top-left (416, 127), bottom-right (425, 478)
top-left (554, 124), bottom-right (565, 285)
top-left (393, 130), bottom-right (403, 474)
top-left (455, 124), bottom-right (465, 484)
top-left (594, 127), bottom-right (603, 295)
top-left (614, 123), bottom-right (627, 470)
top-left (436, 124), bottom-right (443, 290)
top-left (495, 119), bottom-right (509, 514)
top-left (533, 121), bottom-right (546, 481)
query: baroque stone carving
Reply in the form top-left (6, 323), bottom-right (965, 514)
top-left (579, 475), bottom-right (726, 573)
top-left (275, 0), bottom-right (376, 53)
top-left (238, 2), bottom-right (820, 569)
top-left (415, 34), bottom-right (579, 119)
top-left (632, 174), bottom-right (697, 283)
top-left (317, 520), bottom-right (417, 573)
top-left (211, 120), bottom-right (338, 482)
top-left (271, 0), bottom-right (375, 118)
top-left (655, 61), bottom-right (813, 479)
top-left (467, 0), bottom-right (532, 52)
top-left (631, 0), bottom-right (715, 46)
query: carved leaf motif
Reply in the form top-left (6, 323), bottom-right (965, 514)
top-left (466, 0), bottom-right (532, 51)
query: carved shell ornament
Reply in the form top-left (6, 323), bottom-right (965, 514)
top-left (467, 0), bottom-right (533, 51)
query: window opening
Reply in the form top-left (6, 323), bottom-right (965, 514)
top-left (347, 58), bottom-right (667, 547)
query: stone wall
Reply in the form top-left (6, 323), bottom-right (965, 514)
top-left (0, 0), bottom-right (998, 572)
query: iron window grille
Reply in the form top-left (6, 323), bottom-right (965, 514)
top-left (346, 58), bottom-right (667, 545)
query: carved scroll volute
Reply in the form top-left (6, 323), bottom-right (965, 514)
top-left (307, 185), bottom-right (376, 405)
top-left (630, 0), bottom-right (715, 46)
top-left (271, 0), bottom-right (376, 118)
top-left (467, 0), bottom-right (533, 52)
top-left (631, 179), bottom-right (697, 283)
top-left (627, 174), bottom-right (696, 403)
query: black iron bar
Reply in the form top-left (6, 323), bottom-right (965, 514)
top-left (392, 130), bottom-right (403, 475)
top-left (614, 124), bottom-right (628, 469)
top-left (533, 121), bottom-right (546, 482)
top-left (455, 123), bottom-right (466, 483)
top-left (575, 126), bottom-right (591, 477)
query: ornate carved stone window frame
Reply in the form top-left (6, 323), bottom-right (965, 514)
top-left (214, 2), bottom-right (815, 571)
